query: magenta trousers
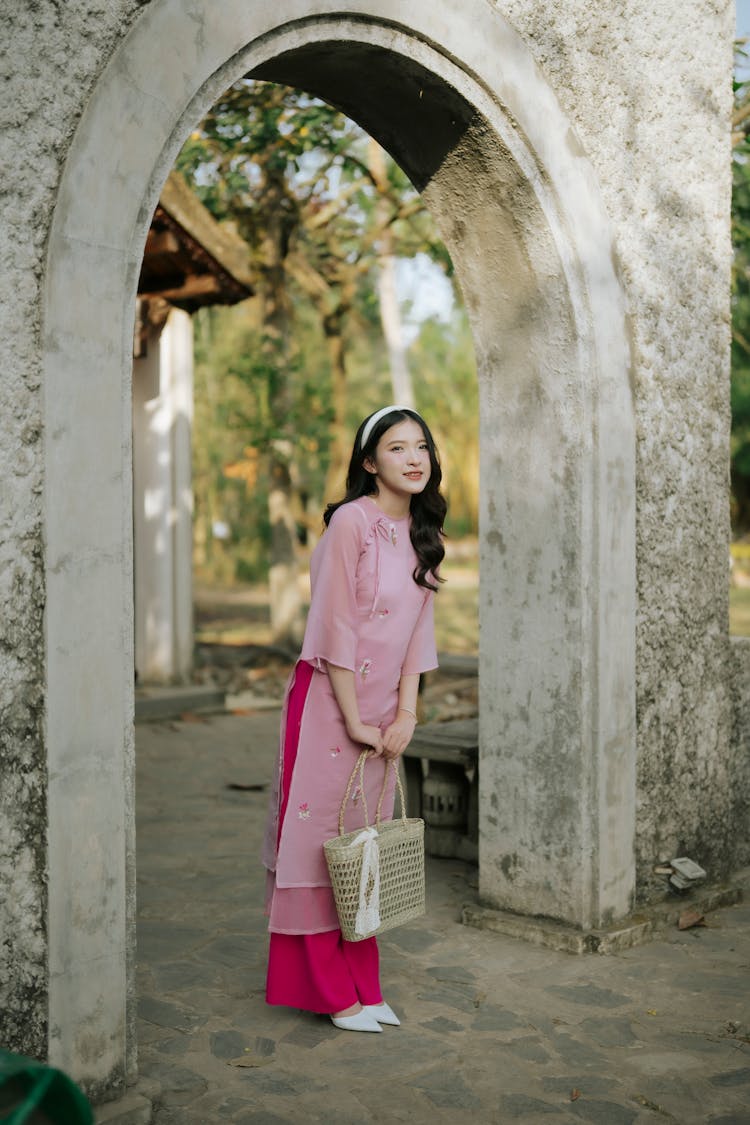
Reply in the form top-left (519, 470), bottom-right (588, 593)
top-left (265, 661), bottom-right (382, 1014)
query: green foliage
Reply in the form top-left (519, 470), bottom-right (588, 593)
top-left (175, 80), bottom-right (430, 276)
top-left (409, 309), bottom-right (479, 538)
top-left (192, 300), bottom-right (334, 580)
top-left (733, 45), bottom-right (750, 531)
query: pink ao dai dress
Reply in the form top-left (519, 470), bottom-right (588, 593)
top-left (263, 495), bottom-right (438, 937)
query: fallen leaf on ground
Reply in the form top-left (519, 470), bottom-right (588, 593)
top-left (678, 909), bottom-right (706, 930)
top-left (646, 1009), bottom-right (658, 1016)
top-left (570, 1088), bottom-right (581, 1102)
top-left (637, 1095), bottom-right (669, 1114)
top-left (227, 1053), bottom-right (274, 1068)
top-left (179, 712), bottom-right (207, 723)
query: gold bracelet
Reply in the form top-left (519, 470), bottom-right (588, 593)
top-left (399, 706), bottom-right (417, 719)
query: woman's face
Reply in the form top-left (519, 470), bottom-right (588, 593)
top-left (364, 419), bottom-right (432, 501)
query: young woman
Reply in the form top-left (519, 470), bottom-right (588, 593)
top-left (262, 405), bottom-right (446, 1032)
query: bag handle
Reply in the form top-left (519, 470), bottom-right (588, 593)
top-left (338, 750), bottom-right (408, 836)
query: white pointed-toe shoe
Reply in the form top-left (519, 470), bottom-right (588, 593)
top-left (364, 1002), bottom-right (401, 1026)
top-left (330, 1009), bottom-right (383, 1033)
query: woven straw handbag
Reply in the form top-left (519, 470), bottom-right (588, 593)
top-left (324, 750), bottom-right (425, 942)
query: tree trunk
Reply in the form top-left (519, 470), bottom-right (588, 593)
top-left (368, 139), bottom-right (415, 408)
top-left (377, 240), bottom-right (414, 408)
top-left (268, 450), bottom-right (303, 645)
top-left (322, 308), bottom-right (350, 503)
top-left (259, 177), bottom-right (304, 647)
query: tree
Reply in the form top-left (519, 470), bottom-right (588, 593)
top-left (179, 82), bottom-right (359, 641)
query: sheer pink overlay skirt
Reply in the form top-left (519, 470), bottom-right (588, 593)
top-left (265, 661), bottom-right (381, 1013)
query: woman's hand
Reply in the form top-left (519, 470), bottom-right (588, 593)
top-left (346, 721), bottom-right (385, 756)
top-left (327, 666), bottom-right (384, 755)
top-left (381, 713), bottom-right (417, 760)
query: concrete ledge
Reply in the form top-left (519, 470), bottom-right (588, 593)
top-left (435, 652), bottom-right (478, 677)
top-left (462, 875), bottom-right (747, 954)
top-left (94, 1085), bottom-right (153, 1125)
top-left (135, 684), bottom-right (225, 722)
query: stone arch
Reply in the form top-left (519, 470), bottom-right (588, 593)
top-left (42, 0), bottom-right (634, 1094)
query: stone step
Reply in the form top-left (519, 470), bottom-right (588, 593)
top-left (463, 877), bottom-right (748, 955)
top-left (94, 1084), bottom-right (155, 1124)
top-left (134, 684), bottom-right (225, 722)
top-left (435, 652), bottom-right (478, 677)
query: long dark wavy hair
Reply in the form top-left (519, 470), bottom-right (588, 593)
top-left (323, 408), bottom-right (447, 591)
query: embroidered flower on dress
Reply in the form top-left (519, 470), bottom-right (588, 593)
top-left (329, 746), bottom-right (341, 757)
top-left (378, 609), bottom-right (390, 618)
top-left (359, 659), bottom-right (372, 681)
top-left (390, 524), bottom-right (398, 546)
top-left (298, 802), bottom-right (311, 820)
top-left (352, 786), bottom-right (362, 806)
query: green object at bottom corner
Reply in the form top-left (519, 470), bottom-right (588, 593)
top-left (0, 1050), bottom-right (93, 1125)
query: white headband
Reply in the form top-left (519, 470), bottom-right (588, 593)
top-left (359, 404), bottom-right (417, 451)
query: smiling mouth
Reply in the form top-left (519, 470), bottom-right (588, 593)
top-left (404, 472), bottom-right (423, 479)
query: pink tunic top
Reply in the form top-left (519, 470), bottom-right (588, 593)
top-left (262, 496), bottom-right (438, 933)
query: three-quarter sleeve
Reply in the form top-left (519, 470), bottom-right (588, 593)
top-left (401, 588), bottom-right (439, 675)
top-left (299, 504), bottom-right (366, 673)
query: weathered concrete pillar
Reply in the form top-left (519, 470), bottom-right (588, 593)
top-left (133, 326), bottom-right (173, 683)
top-left (133, 308), bottom-right (194, 684)
top-left (422, 130), bottom-right (636, 931)
top-left (167, 310), bottom-right (195, 684)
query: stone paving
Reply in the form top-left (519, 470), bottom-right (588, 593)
top-left (135, 711), bottom-right (750, 1124)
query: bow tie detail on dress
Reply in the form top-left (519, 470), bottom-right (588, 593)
top-left (373, 516), bottom-right (398, 547)
top-left (369, 517), bottom-right (398, 617)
